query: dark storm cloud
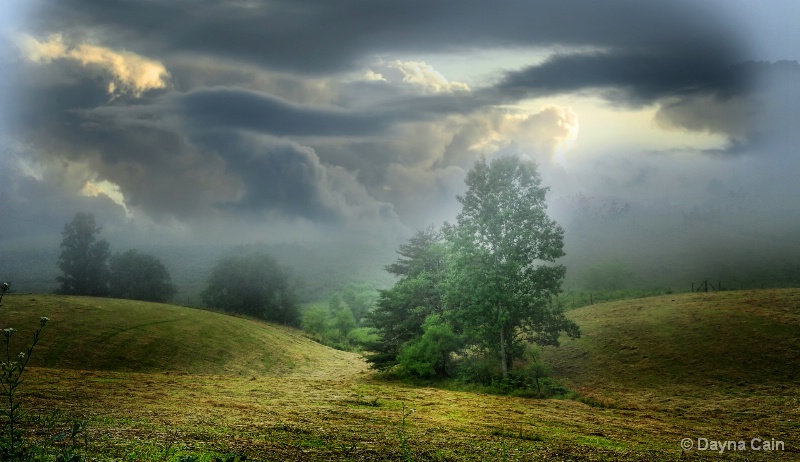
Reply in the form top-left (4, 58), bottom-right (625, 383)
top-left (179, 87), bottom-right (394, 136)
top-left (194, 130), bottom-right (353, 221)
top-left (21, 0), bottom-right (755, 137)
top-left (4, 0), bottom-right (763, 239)
top-left (494, 49), bottom-right (755, 106)
top-left (28, 0), bottom-right (746, 75)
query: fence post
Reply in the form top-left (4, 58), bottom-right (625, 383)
top-left (691, 282), bottom-right (694, 293)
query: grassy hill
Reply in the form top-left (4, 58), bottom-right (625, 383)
top-left (545, 289), bottom-right (800, 389)
top-left (1, 290), bottom-right (797, 460)
top-left (0, 294), bottom-right (354, 376)
top-left (543, 288), bottom-right (800, 445)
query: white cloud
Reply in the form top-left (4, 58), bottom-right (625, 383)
top-left (505, 105), bottom-right (580, 168)
top-left (368, 60), bottom-right (470, 93)
top-left (81, 179), bottom-right (128, 213)
top-left (16, 33), bottom-right (171, 98)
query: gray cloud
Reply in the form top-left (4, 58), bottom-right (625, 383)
top-left (178, 87), bottom-right (395, 136)
top-left (27, 0), bottom-right (745, 74)
top-left (194, 130), bottom-right (401, 225)
top-left (494, 49), bottom-right (754, 106)
top-left (5, 0), bottom-right (796, 273)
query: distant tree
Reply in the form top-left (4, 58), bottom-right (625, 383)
top-left (56, 212), bottom-right (110, 296)
top-left (201, 252), bottom-right (300, 326)
top-left (302, 305), bottom-right (330, 337)
top-left (333, 306), bottom-right (357, 339)
top-left (328, 293), bottom-right (343, 313)
top-left (341, 282), bottom-right (378, 323)
top-left (108, 249), bottom-right (177, 303)
top-left (445, 155), bottom-right (579, 378)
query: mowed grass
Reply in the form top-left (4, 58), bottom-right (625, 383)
top-left (2, 295), bottom-right (349, 375)
top-left (1, 292), bottom-right (798, 460)
top-left (543, 289), bottom-right (800, 457)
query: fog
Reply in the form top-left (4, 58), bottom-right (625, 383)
top-left (2, 0), bottom-right (800, 298)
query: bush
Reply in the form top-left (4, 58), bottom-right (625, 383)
top-left (397, 314), bottom-right (461, 379)
top-left (455, 354), bottom-right (500, 386)
top-left (346, 327), bottom-right (379, 349)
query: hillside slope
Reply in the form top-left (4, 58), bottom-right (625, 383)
top-left (0, 294), bottom-right (359, 376)
top-left (544, 289), bottom-right (800, 393)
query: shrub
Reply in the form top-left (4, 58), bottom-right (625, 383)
top-left (397, 314), bottom-right (461, 379)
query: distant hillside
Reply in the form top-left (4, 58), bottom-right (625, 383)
top-left (544, 289), bottom-right (800, 392)
top-left (0, 295), bottom-right (357, 376)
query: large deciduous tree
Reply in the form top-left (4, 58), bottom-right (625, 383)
top-left (445, 155), bottom-right (579, 378)
top-left (109, 249), bottom-right (177, 303)
top-left (56, 212), bottom-right (110, 296)
top-left (201, 252), bottom-right (300, 326)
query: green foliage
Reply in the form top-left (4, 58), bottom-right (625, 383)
top-left (340, 283), bottom-right (377, 323)
top-left (301, 305), bottom-right (330, 337)
top-left (346, 327), bottom-right (379, 348)
top-left (366, 227), bottom-right (447, 370)
top-left (445, 155), bottom-right (579, 377)
top-left (201, 251), bottom-right (300, 326)
top-left (397, 314), bottom-right (461, 379)
top-left (300, 283), bottom-right (380, 351)
top-left (333, 307), bottom-right (357, 338)
top-left (109, 249), bottom-right (177, 303)
top-left (56, 212), bottom-right (110, 296)
top-left (454, 353), bottom-right (501, 386)
top-left (327, 293), bottom-right (342, 313)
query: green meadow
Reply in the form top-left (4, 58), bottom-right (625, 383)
top-left (2, 290), bottom-right (798, 460)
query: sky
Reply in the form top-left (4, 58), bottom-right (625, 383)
top-left (1, 0), bottom-right (800, 287)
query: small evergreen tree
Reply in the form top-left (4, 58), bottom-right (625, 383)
top-left (366, 227), bottom-right (448, 370)
top-left (56, 213), bottom-right (110, 296)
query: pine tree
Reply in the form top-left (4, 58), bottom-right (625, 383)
top-left (366, 226), bottom-right (448, 370)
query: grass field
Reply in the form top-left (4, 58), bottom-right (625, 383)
top-left (1, 292), bottom-right (798, 460)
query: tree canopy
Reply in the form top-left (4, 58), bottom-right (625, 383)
top-left (445, 155), bottom-right (578, 378)
top-left (56, 212), bottom-right (110, 296)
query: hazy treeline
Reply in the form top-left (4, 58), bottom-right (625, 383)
top-left (56, 213), bottom-right (177, 303)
